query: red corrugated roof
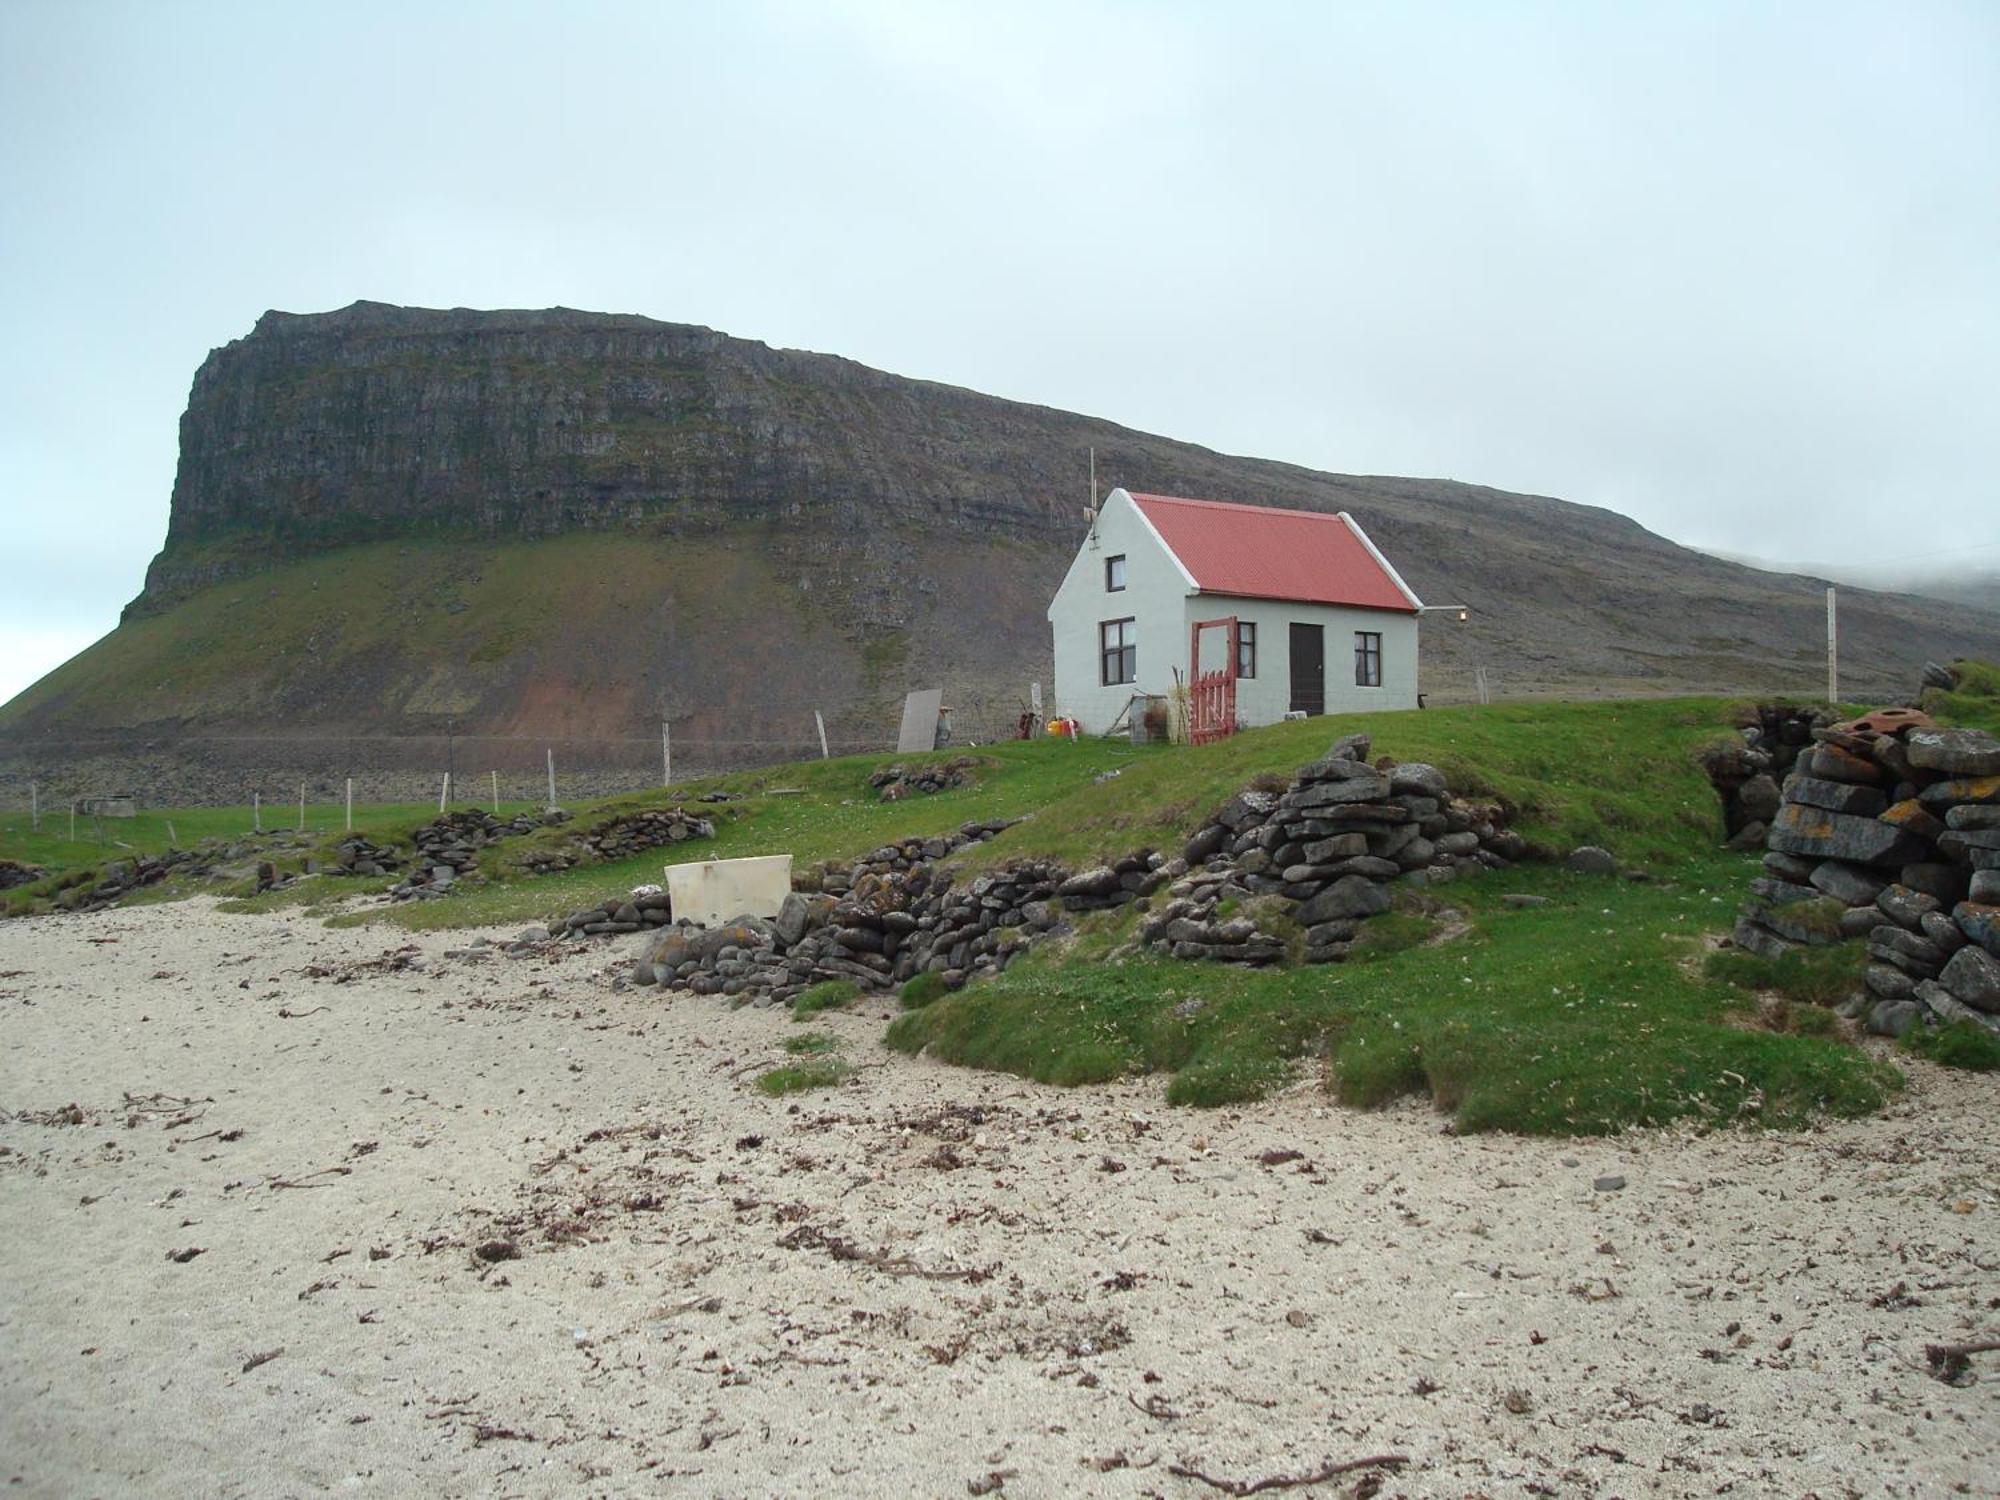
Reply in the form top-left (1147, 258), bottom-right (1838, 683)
top-left (1128, 493), bottom-right (1419, 612)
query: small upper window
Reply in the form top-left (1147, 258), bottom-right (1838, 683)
top-left (1355, 631), bottom-right (1383, 688)
top-left (1237, 621), bottom-right (1257, 679)
top-left (1105, 555), bottom-right (1126, 591)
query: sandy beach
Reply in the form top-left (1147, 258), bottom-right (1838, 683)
top-left (1, 899), bottom-right (1995, 1498)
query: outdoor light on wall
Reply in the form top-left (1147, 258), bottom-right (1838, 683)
top-left (1419, 604), bottom-right (1470, 622)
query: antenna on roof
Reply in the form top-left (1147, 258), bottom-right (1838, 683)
top-left (1089, 447), bottom-right (1097, 508)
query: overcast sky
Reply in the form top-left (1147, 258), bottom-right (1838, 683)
top-left (2, 0), bottom-right (1996, 705)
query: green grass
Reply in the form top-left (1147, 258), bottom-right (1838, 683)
top-left (1903, 1022), bottom-right (2000, 1072)
top-left (1705, 940), bottom-right (1870, 1007)
top-left (755, 1056), bottom-right (854, 1095)
top-left (960, 697), bottom-right (1743, 874)
top-left (783, 1032), bottom-right (841, 1056)
top-left (793, 980), bottom-right (860, 1018)
top-left (1920, 657), bottom-right (2000, 736)
top-left (889, 856), bottom-right (1902, 1132)
top-left (899, 971), bottom-right (948, 1010)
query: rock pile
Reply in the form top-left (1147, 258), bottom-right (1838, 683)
top-left (329, 835), bottom-right (402, 877)
top-left (517, 807), bottom-right (712, 875)
top-left (632, 856), bottom-right (1068, 1007)
top-left (1732, 713), bottom-right (2000, 1036)
top-left (1141, 733), bottom-right (1524, 964)
top-left (55, 849), bottom-right (210, 910)
top-left (384, 807), bottom-right (573, 897)
top-left (1052, 855), bottom-right (1172, 913)
top-left (794, 821), bottom-right (1021, 896)
top-left (870, 757), bottom-right (978, 800)
top-left (0, 859), bottom-right (47, 891)
top-left (556, 887), bottom-right (677, 937)
top-left (1700, 704), bottom-right (1834, 848)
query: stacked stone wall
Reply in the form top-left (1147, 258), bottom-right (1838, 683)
top-left (1731, 714), bottom-right (2000, 1037)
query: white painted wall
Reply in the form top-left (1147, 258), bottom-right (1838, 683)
top-left (1047, 489), bottom-right (1421, 733)
top-left (1184, 594), bottom-right (1419, 723)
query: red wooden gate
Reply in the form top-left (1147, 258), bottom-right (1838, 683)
top-left (1189, 616), bottom-right (1240, 746)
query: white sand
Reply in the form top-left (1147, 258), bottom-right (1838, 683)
top-left (1, 900), bottom-right (1995, 1498)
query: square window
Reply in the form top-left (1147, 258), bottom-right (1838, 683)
top-left (1354, 631), bottom-right (1382, 687)
top-left (1100, 618), bottom-right (1136, 686)
top-left (1105, 555), bottom-right (1126, 591)
top-left (1237, 621), bottom-right (1257, 679)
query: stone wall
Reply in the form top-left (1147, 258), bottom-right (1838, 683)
top-left (1731, 712), bottom-right (2000, 1037)
top-left (630, 820), bottom-right (1037, 1006)
top-left (1143, 732), bottom-right (1525, 964)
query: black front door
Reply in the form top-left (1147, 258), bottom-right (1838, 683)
top-left (1289, 623), bottom-right (1325, 715)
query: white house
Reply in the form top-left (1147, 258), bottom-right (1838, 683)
top-left (1047, 489), bottom-right (1425, 735)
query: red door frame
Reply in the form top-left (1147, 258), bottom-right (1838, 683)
top-left (1189, 616), bottom-right (1240, 746)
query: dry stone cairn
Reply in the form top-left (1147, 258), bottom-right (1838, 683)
top-left (1142, 732), bottom-right (1525, 965)
top-left (1732, 711), bottom-right (2000, 1037)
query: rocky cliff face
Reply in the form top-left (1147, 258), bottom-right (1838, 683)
top-left (139, 301), bottom-right (1107, 609)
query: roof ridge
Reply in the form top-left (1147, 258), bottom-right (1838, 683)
top-left (1129, 491), bottom-right (1345, 523)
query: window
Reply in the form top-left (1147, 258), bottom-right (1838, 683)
top-left (1105, 555), bottom-right (1126, 591)
top-left (1237, 621), bottom-right (1257, 679)
top-left (1100, 618), bottom-right (1136, 685)
top-left (1354, 630), bottom-right (1382, 688)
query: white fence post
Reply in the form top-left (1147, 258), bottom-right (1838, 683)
top-left (345, 778), bottom-right (353, 833)
top-left (253, 792), bottom-right (261, 832)
top-left (662, 721), bottom-right (672, 787)
top-left (29, 780), bottom-right (37, 831)
top-left (491, 769), bottom-right (500, 812)
top-left (815, 710), bottom-right (829, 759)
top-left (546, 748), bottom-right (557, 809)
top-left (298, 782), bottom-right (305, 832)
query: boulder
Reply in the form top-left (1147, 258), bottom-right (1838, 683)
top-left (1766, 803), bottom-right (1925, 868)
top-left (1737, 774), bottom-right (1782, 822)
top-left (1566, 846), bottom-right (1617, 875)
top-left (1808, 861), bottom-right (1888, 908)
top-left (1879, 799), bottom-right (1946, 842)
top-left (1971, 869), bottom-right (2000, 905)
top-left (1953, 902), bottom-right (2000, 957)
top-left (1805, 744), bottom-right (1883, 784)
top-left (1877, 884), bottom-right (1944, 928)
top-left (1866, 1000), bottom-right (1923, 1038)
top-left (1730, 918), bottom-right (1796, 961)
top-left (1899, 863), bottom-right (1967, 904)
top-left (1388, 762), bottom-right (1449, 799)
top-left (1905, 727), bottom-right (2000, 777)
top-left (1755, 896), bottom-right (1848, 946)
top-left (1296, 876), bottom-right (1392, 925)
top-left (1865, 964), bottom-right (1916, 1000)
top-left (1328, 732), bottom-right (1371, 762)
top-left (1761, 850), bottom-right (1818, 883)
top-left (1183, 824), bottom-right (1230, 865)
top-left (1939, 945), bottom-right (2000, 1013)
top-left (1914, 981), bottom-right (2000, 1034)
top-left (1918, 775), bottom-right (2000, 810)
top-left (1786, 775), bottom-right (1888, 817)
top-left (1286, 774), bottom-right (1392, 808)
top-left (1215, 792), bottom-right (1279, 831)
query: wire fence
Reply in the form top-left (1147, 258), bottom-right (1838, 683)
top-left (0, 697), bottom-right (1050, 813)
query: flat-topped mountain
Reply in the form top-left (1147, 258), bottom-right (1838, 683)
top-left (5, 301), bottom-right (1995, 795)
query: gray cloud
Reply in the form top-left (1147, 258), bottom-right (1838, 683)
top-left (2, 0), bottom-right (1996, 703)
